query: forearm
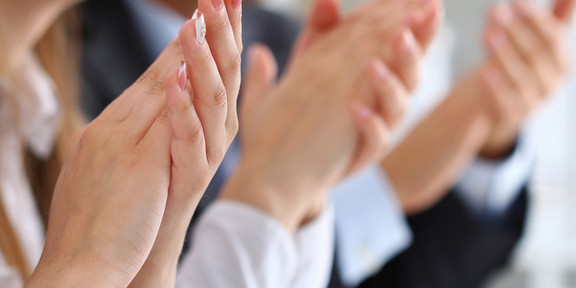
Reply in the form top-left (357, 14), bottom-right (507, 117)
top-left (382, 75), bottom-right (494, 214)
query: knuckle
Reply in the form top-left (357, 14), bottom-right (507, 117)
top-left (156, 109), bottom-right (170, 125)
top-left (211, 85), bottom-right (228, 109)
top-left (214, 17), bottom-right (232, 35)
top-left (227, 52), bottom-right (242, 75)
top-left (185, 121), bottom-right (205, 147)
top-left (137, 68), bottom-right (162, 87)
top-left (147, 78), bottom-right (165, 97)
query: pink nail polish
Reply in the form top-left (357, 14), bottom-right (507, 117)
top-left (192, 9), bottom-right (206, 45)
top-left (213, 0), bottom-right (224, 11)
top-left (179, 61), bottom-right (187, 91)
top-left (231, 0), bottom-right (242, 9)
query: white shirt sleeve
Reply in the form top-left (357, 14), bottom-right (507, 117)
top-left (455, 135), bottom-right (534, 217)
top-left (175, 200), bottom-right (335, 288)
top-left (0, 266), bottom-right (22, 288)
top-left (331, 166), bottom-right (412, 287)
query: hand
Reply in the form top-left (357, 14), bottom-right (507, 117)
top-left (220, 0), bottom-right (437, 232)
top-left (26, 5), bottom-right (241, 288)
top-left (478, 0), bottom-right (574, 158)
top-left (130, 1), bottom-right (242, 287)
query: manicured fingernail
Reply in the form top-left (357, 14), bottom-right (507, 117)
top-left (496, 5), bottom-right (513, 27)
top-left (373, 60), bottom-right (390, 81)
top-left (231, 0), bottom-right (242, 9)
top-left (192, 9), bottom-right (206, 45)
top-left (401, 30), bottom-right (417, 52)
top-left (213, 0), bottom-right (223, 11)
top-left (178, 61), bottom-right (187, 91)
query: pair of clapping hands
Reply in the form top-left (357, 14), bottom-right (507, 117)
top-left (26, 0), bottom-right (440, 286)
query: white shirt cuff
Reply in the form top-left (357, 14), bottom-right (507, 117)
top-left (292, 203), bottom-right (335, 288)
top-left (176, 200), bottom-right (298, 288)
top-left (456, 135), bottom-right (533, 216)
top-left (331, 165), bottom-right (412, 287)
top-left (176, 200), bottom-right (335, 288)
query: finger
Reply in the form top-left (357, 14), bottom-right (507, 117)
top-left (165, 64), bottom-right (211, 194)
top-left (109, 39), bottom-right (184, 142)
top-left (390, 29), bottom-right (421, 92)
top-left (409, 0), bottom-right (443, 53)
top-left (224, 0), bottom-right (243, 50)
top-left (240, 44), bottom-right (278, 122)
top-left (367, 59), bottom-right (410, 129)
top-left (553, 0), bottom-right (576, 23)
top-left (493, 4), bottom-right (552, 96)
top-left (180, 12), bottom-right (228, 162)
top-left (195, 2), bottom-right (242, 129)
top-left (291, 0), bottom-right (341, 60)
top-left (484, 26), bottom-right (538, 107)
top-left (347, 102), bottom-right (390, 176)
top-left (513, 1), bottom-right (570, 75)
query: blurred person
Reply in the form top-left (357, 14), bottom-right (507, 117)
top-left (358, 1), bottom-right (575, 288)
top-left (1, 0), bottom-right (427, 288)
top-left (79, 0), bottom-right (440, 287)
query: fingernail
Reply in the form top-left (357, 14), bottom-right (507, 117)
top-left (192, 9), bottom-right (206, 45)
top-left (373, 60), bottom-right (390, 81)
top-left (179, 61), bottom-right (187, 91)
top-left (496, 5), bottom-right (513, 27)
top-left (401, 30), bottom-right (417, 52)
top-left (231, 0), bottom-right (242, 9)
top-left (213, 0), bottom-right (223, 11)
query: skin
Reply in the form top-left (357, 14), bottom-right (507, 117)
top-left (386, 0), bottom-right (574, 214)
top-left (4, 0), bottom-right (424, 287)
top-left (150, 0), bottom-right (441, 229)
top-left (221, 0), bottom-right (441, 232)
top-left (14, 0), bottom-right (241, 286)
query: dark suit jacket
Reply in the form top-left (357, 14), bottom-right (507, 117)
top-left (79, 1), bottom-right (529, 287)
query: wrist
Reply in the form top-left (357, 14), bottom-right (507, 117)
top-left (27, 253), bottom-right (130, 288)
top-left (219, 165), bottom-right (315, 233)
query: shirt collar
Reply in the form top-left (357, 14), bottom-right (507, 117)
top-left (124, 0), bottom-right (188, 58)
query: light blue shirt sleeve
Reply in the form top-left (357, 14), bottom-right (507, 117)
top-left (455, 134), bottom-right (534, 217)
top-left (331, 166), bottom-right (412, 287)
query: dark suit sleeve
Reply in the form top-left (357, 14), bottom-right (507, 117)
top-left (357, 187), bottom-right (529, 288)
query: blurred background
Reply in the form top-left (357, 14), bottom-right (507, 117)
top-left (259, 0), bottom-right (576, 287)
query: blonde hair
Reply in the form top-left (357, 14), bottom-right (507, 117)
top-left (0, 7), bottom-right (84, 282)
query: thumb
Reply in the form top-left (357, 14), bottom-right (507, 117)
top-left (240, 44), bottom-right (278, 121)
top-left (553, 0), bottom-right (576, 23)
top-left (291, 0), bottom-right (341, 60)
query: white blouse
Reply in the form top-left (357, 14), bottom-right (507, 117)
top-left (0, 55), bottom-right (60, 288)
